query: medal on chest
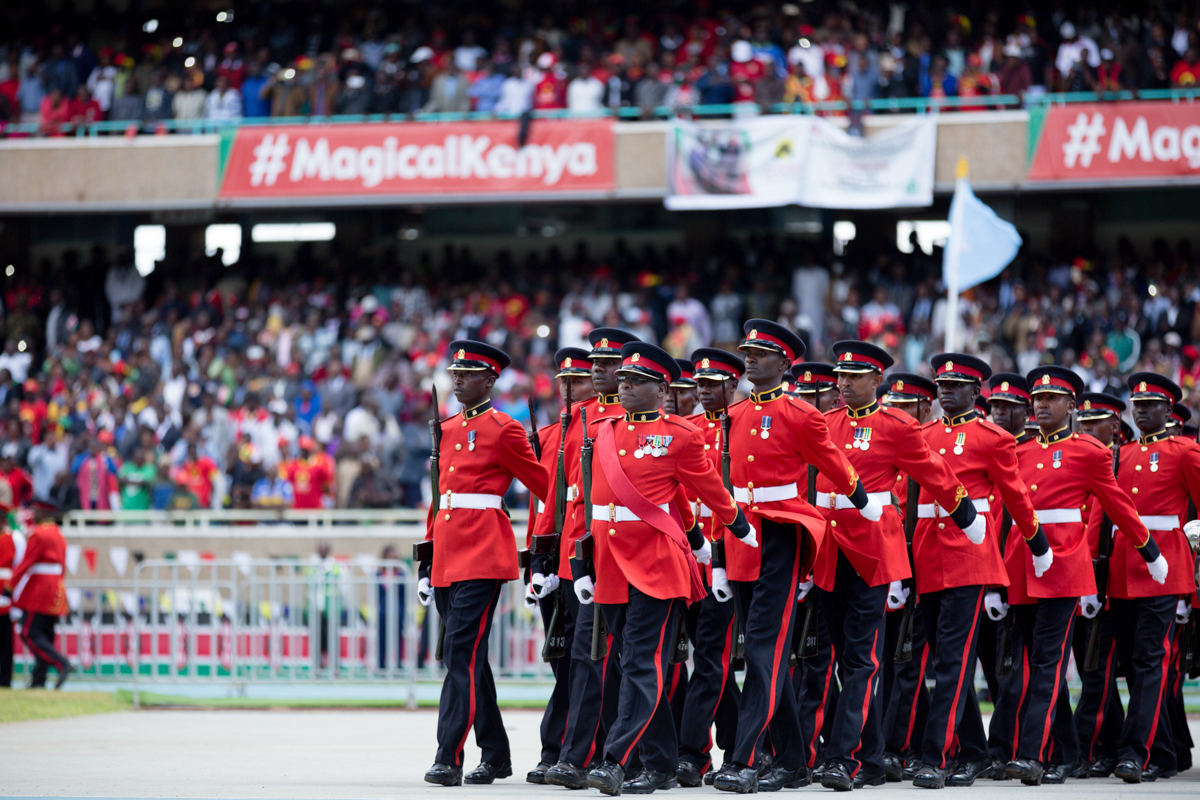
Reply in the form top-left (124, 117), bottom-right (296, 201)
top-left (953, 432), bottom-right (966, 456)
top-left (852, 427), bottom-right (872, 451)
top-left (1052, 449), bottom-right (1063, 469)
top-left (468, 430), bottom-right (476, 452)
top-left (1150, 452), bottom-right (1159, 473)
top-left (636, 434), bottom-right (672, 458)
top-left (760, 416), bottom-right (772, 440)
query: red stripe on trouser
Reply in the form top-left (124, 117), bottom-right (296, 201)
top-left (903, 643), bottom-right (930, 752)
top-left (1140, 629), bottom-right (1173, 770)
top-left (706, 618), bottom-right (735, 755)
top-left (20, 617), bottom-right (58, 666)
top-left (668, 662), bottom-right (682, 702)
top-left (583, 634), bottom-right (615, 766)
top-left (847, 628), bottom-right (882, 777)
top-left (749, 542), bottom-right (801, 768)
top-left (453, 590), bottom-right (498, 763)
top-left (808, 644), bottom-right (837, 767)
top-left (1087, 645), bottom-right (1116, 760)
top-left (617, 602), bottom-right (672, 766)
top-left (1011, 644), bottom-right (1031, 761)
top-left (938, 588), bottom-right (985, 768)
top-left (1034, 613), bottom-right (1075, 758)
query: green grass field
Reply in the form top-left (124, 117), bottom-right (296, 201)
top-left (0, 689), bottom-right (132, 722)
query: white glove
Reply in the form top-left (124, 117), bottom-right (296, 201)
top-left (1032, 549), bottom-right (1053, 578)
top-left (693, 539), bottom-right (712, 566)
top-left (417, 577), bottom-right (433, 607)
top-left (1176, 599), bottom-right (1191, 624)
top-left (532, 572), bottom-right (560, 599)
top-left (1147, 554), bottom-right (1169, 585)
top-left (523, 581), bottom-right (538, 610)
top-left (739, 524), bottom-right (759, 548)
top-left (574, 575), bottom-right (595, 605)
top-left (1080, 594), bottom-right (1101, 619)
top-left (860, 494), bottom-right (884, 522)
top-left (983, 591), bottom-right (1008, 621)
top-left (886, 580), bottom-right (909, 611)
top-left (962, 514), bottom-right (986, 545)
top-left (711, 567), bottom-right (733, 603)
top-left (797, 578), bottom-right (814, 602)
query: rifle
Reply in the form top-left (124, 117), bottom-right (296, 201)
top-left (577, 407), bottom-right (608, 661)
top-left (1083, 440), bottom-right (1120, 672)
top-left (536, 391), bottom-right (572, 661)
top-left (519, 397), bottom-right (542, 591)
top-left (894, 477), bottom-right (920, 663)
top-left (413, 384), bottom-right (446, 661)
top-left (795, 464), bottom-right (821, 660)
top-left (995, 508), bottom-right (1016, 678)
top-left (721, 410), bottom-right (746, 669)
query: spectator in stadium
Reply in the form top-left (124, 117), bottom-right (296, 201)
top-left (998, 42), bottom-right (1033, 100)
top-left (85, 48), bottom-right (118, 116)
top-left (469, 61), bottom-right (505, 113)
top-left (204, 74), bottom-right (242, 121)
top-left (566, 61), bottom-right (605, 112)
top-left (1055, 22), bottom-right (1100, 88)
top-left (74, 435), bottom-right (120, 510)
top-left (347, 456), bottom-right (398, 509)
top-left (423, 60), bottom-right (469, 114)
top-left (118, 447), bottom-right (156, 511)
top-left (494, 63), bottom-right (534, 115)
top-left (27, 427), bottom-right (67, 501)
top-left (1171, 46), bottom-right (1200, 87)
top-left (140, 70), bottom-right (173, 127)
top-left (240, 61), bottom-right (271, 118)
top-left (251, 463), bottom-right (295, 509)
top-left (171, 73), bottom-right (207, 121)
top-left (38, 87), bottom-right (71, 136)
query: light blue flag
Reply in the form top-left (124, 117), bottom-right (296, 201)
top-left (942, 177), bottom-right (1022, 293)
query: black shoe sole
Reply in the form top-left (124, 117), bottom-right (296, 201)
top-left (423, 775), bottom-right (462, 787)
top-left (1114, 768), bottom-right (1142, 784)
top-left (626, 777), bottom-right (678, 794)
top-left (913, 775), bottom-right (944, 789)
top-left (465, 766), bottom-right (512, 785)
top-left (713, 777), bottom-right (758, 794)
top-left (545, 774), bottom-right (589, 790)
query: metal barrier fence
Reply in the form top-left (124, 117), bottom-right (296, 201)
top-left (2, 88), bottom-right (1197, 138)
top-left (10, 558), bottom-right (554, 703)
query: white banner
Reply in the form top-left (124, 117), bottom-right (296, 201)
top-left (665, 116), bottom-right (935, 210)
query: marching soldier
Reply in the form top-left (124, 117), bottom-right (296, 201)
top-left (675, 348), bottom-right (745, 786)
top-left (420, 341), bottom-right (550, 787)
top-left (987, 374), bottom-right (1033, 443)
top-left (813, 341), bottom-right (985, 791)
top-left (1071, 393), bottom-right (1128, 778)
top-left (525, 347), bottom-right (596, 783)
top-left (714, 321), bottom-right (877, 794)
top-left (9, 498), bottom-right (72, 689)
top-left (998, 366), bottom-right (1167, 786)
top-left (789, 363), bottom-right (840, 411)
top-left (910, 355), bottom-right (1047, 789)
top-left (578, 342), bottom-right (754, 795)
top-left (665, 359), bottom-right (700, 416)
top-left (877, 374), bottom-right (935, 782)
top-left (0, 502), bottom-right (25, 687)
top-left (546, 327), bottom-right (641, 789)
top-left (1169, 403), bottom-right (1190, 434)
top-left (1103, 374), bottom-right (1200, 782)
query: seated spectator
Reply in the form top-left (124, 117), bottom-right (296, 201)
top-left (39, 87), bottom-right (72, 135)
top-left (110, 76), bottom-right (144, 123)
top-left (566, 61), bottom-right (605, 112)
top-left (204, 75), bottom-right (242, 121)
top-left (423, 61), bottom-right (469, 113)
top-left (74, 435), bottom-right (120, 510)
top-left (1171, 46), bottom-right (1200, 87)
top-left (141, 70), bottom-right (173, 126)
top-left (251, 464), bottom-right (295, 509)
top-left (335, 66), bottom-right (371, 114)
top-left (172, 73), bottom-right (207, 121)
top-left (494, 64), bottom-right (533, 115)
top-left (241, 62), bottom-right (271, 118)
top-left (921, 54), bottom-right (958, 98)
top-left (86, 47), bottom-right (119, 116)
top-left (348, 457), bottom-right (398, 509)
top-left (118, 447), bottom-right (156, 511)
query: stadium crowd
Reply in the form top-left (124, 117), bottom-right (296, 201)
top-left (0, 229), bottom-right (1194, 514)
top-left (2, 2), bottom-right (1200, 132)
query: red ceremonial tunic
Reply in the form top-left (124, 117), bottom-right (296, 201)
top-left (0, 528), bottom-right (27, 616)
top-left (688, 410), bottom-right (727, 581)
top-left (725, 386), bottom-right (861, 583)
top-left (425, 401), bottom-right (549, 587)
top-left (1008, 428), bottom-right (1150, 603)
top-left (815, 402), bottom-right (971, 589)
top-left (588, 410), bottom-right (738, 604)
top-left (913, 411), bottom-right (1039, 593)
top-left (1092, 430), bottom-right (1200, 599)
top-left (11, 522), bottom-right (68, 616)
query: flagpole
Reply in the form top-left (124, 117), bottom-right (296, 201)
top-left (944, 157), bottom-right (969, 352)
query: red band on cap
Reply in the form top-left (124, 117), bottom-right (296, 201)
top-left (796, 372), bottom-right (837, 385)
top-left (558, 356), bottom-right (591, 371)
top-left (621, 354), bottom-right (673, 382)
top-left (1131, 381), bottom-right (1173, 400)
top-left (1080, 399), bottom-right (1121, 415)
top-left (696, 359), bottom-right (740, 378)
top-left (837, 351), bottom-right (884, 371)
top-left (991, 383), bottom-right (1031, 402)
top-left (1031, 374), bottom-right (1075, 394)
top-left (455, 349), bottom-right (502, 372)
top-left (677, 367), bottom-right (695, 381)
top-left (742, 330), bottom-right (795, 360)
top-left (891, 379), bottom-right (934, 401)
top-left (936, 361), bottom-right (984, 381)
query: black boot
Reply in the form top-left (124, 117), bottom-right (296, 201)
top-left (706, 761), bottom-right (733, 786)
top-left (1004, 758), bottom-right (1043, 786)
top-left (820, 761), bottom-right (854, 792)
top-left (545, 761), bottom-right (590, 790)
top-left (424, 762), bottom-right (463, 786)
top-left (588, 760), bottom-right (626, 796)
top-left (527, 761), bottom-right (553, 784)
top-left (713, 763), bottom-right (759, 794)
top-left (464, 761), bottom-right (512, 784)
top-left (625, 769), bottom-right (678, 794)
top-left (1089, 757), bottom-right (1117, 778)
top-left (882, 753), bottom-right (904, 782)
top-left (677, 759), bottom-right (706, 788)
top-left (759, 765), bottom-right (809, 791)
top-left (1041, 763), bottom-right (1065, 784)
top-left (1141, 764), bottom-right (1177, 782)
top-left (912, 764), bottom-right (946, 789)
top-left (945, 759), bottom-right (991, 787)
top-left (1113, 758), bottom-right (1143, 784)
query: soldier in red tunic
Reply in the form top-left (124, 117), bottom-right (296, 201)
top-left (579, 342), bottom-right (754, 796)
top-left (421, 341), bottom-right (550, 787)
top-left (789, 362), bottom-right (840, 411)
top-left (813, 340), bottom-right (984, 791)
top-left (999, 366), bottom-right (1167, 786)
top-left (0, 491), bottom-right (25, 687)
top-left (715, 322), bottom-right (877, 794)
top-left (9, 498), bottom-right (71, 688)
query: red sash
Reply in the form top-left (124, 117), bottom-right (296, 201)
top-left (596, 419), bottom-right (707, 602)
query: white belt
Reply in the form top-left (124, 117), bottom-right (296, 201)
top-left (1139, 515), bottom-right (1180, 531)
top-left (12, 562), bottom-right (63, 602)
top-left (815, 491), bottom-right (892, 510)
top-left (538, 485), bottom-right (579, 513)
top-left (593, 502), bottom-right (669, 523)
top-left (0, 596), bottom-right (9, 608)
top-left (735, 483), bottom-right (798, 504)
top-left (917, 498), bottom-right (991, 518)
top-left (0, 567), bottom-right (10, 580)
top-left (1036, 508), bottom-right (1083, 524)
top-left (698, 504), bottom-right (714, 518)
top-left (440, 492), bottom-right (504, 511)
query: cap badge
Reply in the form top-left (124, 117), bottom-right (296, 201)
top-left (895, 380), bottom-right (905, 391)
top-left (844, 352), bottom-right (853, 361)
top-left (631, 353), bottom-right (641, 362)
top-left (1042, 374), bottom-right (1051, 385)
top-left (945, 360), bottom-right (954, 371)
top-left (1083, 400), bottom-right (1091, 409)
top-left (803, 370), bottom-right (812, 381)
top-left (749, 329), bottom-right (758, 339)
top-left (701, 358), bottom-right (711, 368)
top-left (1138, 381), bottom-right (1147, 392)
top-left (563, 358), bottom-right (572, 368)
top-left (456, 349), bottom-right (466, 359)
top-left (1000, 381), bottom-right (1009, 391)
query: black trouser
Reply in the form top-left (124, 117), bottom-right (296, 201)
top-left (1011, 598), bottom-right (1077, 762)
top-left (976, 614), bottom-right (1000, 704)
top-left (821, 550), bottom-right (888, 778)
top-left (679, 582), bottom-right (740, 769)
top-left (794, 595), bottom-right (841, 769)
top-left (601, 588), bottom-right (680, 773)
top-left (1111, 595), bottom-right (1177, 770)
top-left (20, 613), bottom-right (69, 688)
top-left (1071, 612), bottom-right (1124, 763)
top-left (1165, 626), bottom-right (1193, 770)
top-left (560, 587), bottom-right (622, 767)
top-left (729, 518), bottom-right (803, 770)
top-left (538, 588), bottom-right (576, 765)
top-left (882, 605), bottom-right (929, 760)
top-left (433, 579), bottom-right (507, 767)
top-left (918, 585), bottom-right (987, 769)
top-left (0, 613), bottom-right (12, 687)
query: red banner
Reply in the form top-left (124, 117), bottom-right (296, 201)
top-left (219, 119), bottom-right (615, 198)
top-left (1028, 101), bottom-right (1200, 182)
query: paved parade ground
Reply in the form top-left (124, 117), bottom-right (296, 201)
top-left (3, 707), bottom-right (1200, 799)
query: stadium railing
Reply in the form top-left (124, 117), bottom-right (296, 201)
top-left (2, 88), bottom-right (1196, 138)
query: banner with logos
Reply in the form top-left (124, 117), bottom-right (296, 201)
top-left (665, 115), bottom-right (936, 210)
top-left (1027, 101), bottom-right (1200, 183)
top-left (218, 119), bottom-right (615, 200)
